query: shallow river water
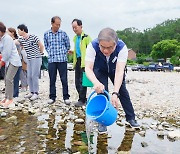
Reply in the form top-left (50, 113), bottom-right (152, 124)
top-left (0, 108), bottom-right (179, 154)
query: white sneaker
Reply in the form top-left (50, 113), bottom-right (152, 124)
top-left (7, 102), bottom-right (15, 108)
top-left (64, 99), bottom-right (71, 105)
top-left (47, 99), bottom-right (55, 104)
top-left (30, 94), bottom-right (39, 101)
top-left (24, 93), bottom-right (33, 98)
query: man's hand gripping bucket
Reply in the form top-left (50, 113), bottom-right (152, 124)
top-left (86, 90), bottom-right (118, 126)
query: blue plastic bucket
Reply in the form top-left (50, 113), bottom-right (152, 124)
top-left (86, 90), bottom-right (118, 126)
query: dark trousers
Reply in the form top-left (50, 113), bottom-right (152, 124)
top-left (48, 62), bottom-right (70, 101)
top-left (94, 70), bottom-right (135, 121)
top-left (75, 58), bottom-right (87, 102)
top-left (13, 66), bottom-right (22, 97)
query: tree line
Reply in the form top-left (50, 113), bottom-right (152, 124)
top-left (117, 18), bottom-right (180, 66)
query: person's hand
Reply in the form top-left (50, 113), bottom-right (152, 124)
top-left (111, 94), bottom-right (119, 109)
top-left (93, 82), bottom-right (105, 94)
top-left (68, 50), bottom-right (73, 55)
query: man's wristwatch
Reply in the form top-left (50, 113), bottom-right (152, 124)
top-left (112, 92), bottom-right (119, 97)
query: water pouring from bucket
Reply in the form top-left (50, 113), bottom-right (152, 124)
top-left (86, 90), bottom-right (118, 126)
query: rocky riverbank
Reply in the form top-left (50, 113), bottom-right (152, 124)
top-left (0, 70), bottom-right (180, 147)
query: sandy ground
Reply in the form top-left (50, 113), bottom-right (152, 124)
top-left (0, 70), bottom-right (180, 119)
top-left (126, 71), bottom-right (180, 116)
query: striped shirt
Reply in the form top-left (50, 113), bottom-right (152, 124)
top-left (44, 29), bottom-right (70, 63)
top-left (19, 35), bottom-right (42, 60)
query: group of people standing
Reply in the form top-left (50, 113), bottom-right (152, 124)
top-left (0, 16), bottom-right (92, 108)
top-left (0, 16), bottom-right (140, 132)
top-left (0, 22), bottom-right (43, 107)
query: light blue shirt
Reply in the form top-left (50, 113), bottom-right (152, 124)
top-left (0, 33), bottom-right (21, 67)
top-left (75, 35), bottom-right (81, 58)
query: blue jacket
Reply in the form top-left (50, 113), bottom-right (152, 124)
top-left (91, 39), bottom-right (125, 75)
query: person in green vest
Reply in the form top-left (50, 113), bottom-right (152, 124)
top-left (70, 19), bottom-right (92, 107)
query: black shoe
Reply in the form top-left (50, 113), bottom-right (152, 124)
top-left (126, 119), bottom-right (140, 128)
top-left (1, 88), bottom-right (5, 93)
top-left (98, 123), bottom-right (107, 134)
top-left (74, 100), bottom-right (85, 107)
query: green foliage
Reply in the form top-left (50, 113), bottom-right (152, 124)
top-left (136, 53), bottom-right (150, 64)
top-left (117, 27), bottom-right (143, 53)
top-left (116, 18), bottom-right (180, 55)
top-left (151, 39), bottom-right (179, 61)
top-left (127, 59), bottom-right (137, 65)
top-left (170, 50), bottom-right (180, 66)
top-left (143, 62), bottom-right (150, 66)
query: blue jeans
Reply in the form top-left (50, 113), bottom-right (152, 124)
top-left (13, 66), bottom-right (22, 97)
top-left (94, 69), bottom-right (135, 121)
top-left (48, 62), bottom-right (70, 100)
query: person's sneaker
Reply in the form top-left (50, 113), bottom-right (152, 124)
top-left (47, 99), bottom-right (55, 104)
top-left (125, 119), bottom-right (140, 128)
top-left (64, 99), bottom-right (71, 105)
top-left (7, 102), bottom-right (15, 108)
top-left (74, 100), bottom-right (85, 107)
top-left (98, 123), bottom-right (107, 134)
top-left (24, 93), bottom-right (33, 98)
top-left (1, 88), bottom-right (5, 93)
top-left (0, 99), bottom-right (15, 109)
top-left (30, 94), bottom-right (39, 101)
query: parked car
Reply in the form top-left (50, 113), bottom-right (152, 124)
top-left (163, 63), bottom-right (174, 71)
top-left (156, 64), bottom-right (164, 71)
top-left (131, 64), bottom-right (143, 71)
top-left (148, 63), bottom-right (158, 71)
top-left (139, 65), bottom-right (148, 71)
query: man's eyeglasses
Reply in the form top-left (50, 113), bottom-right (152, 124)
top-left (99, 44), bottom-right (115, 51)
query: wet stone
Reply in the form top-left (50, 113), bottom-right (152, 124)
top-left (167, 130), bottom-right (180, 141)
top-left (165, 127), bottom-right (174, 131)
top-left (141, 125), bottom-right (149, 130)
top-left (116, 121), bottom-right (124, 127)
top-left (75, 118), bottom-right (84, 124)
top-left (139, 131), bottom-right (146, 137)
top-left (150, 125), bottom-right (157, 130)
top-left (161, 122), bottom-right (170, 127)
top-left (157, 131), bottom-right (165, 139)
top-left (0, 135), bottom-right (8, 141)
top-left (5, 115), bottom-right (18, 125)
top-left (0, 112), bottom-right (7, 117)
top-left (158, 125), bottom-right (164, 131)
top-left (141, 141), bottom-right (148, 147)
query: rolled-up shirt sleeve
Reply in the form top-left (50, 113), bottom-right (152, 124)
top-left (117, 45), bottom-right (128, 62)
top-left (85, 43), bottom-right (96, 62)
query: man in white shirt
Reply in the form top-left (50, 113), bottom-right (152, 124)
top-left (85, 28), bottom-right (140, 133)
